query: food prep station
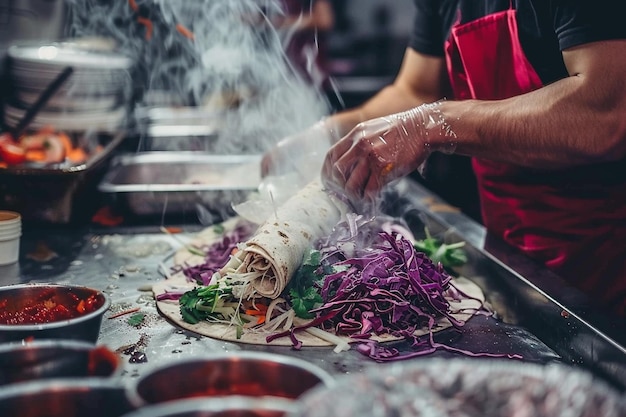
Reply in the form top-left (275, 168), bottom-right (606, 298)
top-left (1, 4), bottom-right (625, 414)
top-left (1, 54), bottom-right (625, 414)
top-left (2, 173), bottom-right (626, 393)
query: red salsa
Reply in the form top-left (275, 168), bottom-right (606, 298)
top-left (0, 287), bottom-right (102, 325)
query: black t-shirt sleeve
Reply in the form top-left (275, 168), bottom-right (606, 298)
top-left (408, 0), bottom-right (448, 57)
top-left (553, 0), bottom-right (626, 50)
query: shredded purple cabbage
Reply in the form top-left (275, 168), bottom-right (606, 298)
top-left (313, 231), bottom-right (460, 338)
top-left (278, 217), bottom-right (512, 362)
top-left (155, 289), bottom-right (187, 302)
top-left (171, 221), bottom-right (255, 285)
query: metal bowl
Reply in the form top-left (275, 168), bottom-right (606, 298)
top-left (0, 130), bottom-right (126, 224)
top-left (0, 339), bottom-right (122, 385)
top-left (129, 352), bottom-right (334, 407)
top-left (120, 397), bottom-right (296, 417)
top-left (290, 358), bottom-right (626, 417)
top-left (0, 379), bottom-right (135, 417)
top-left (0, 283), bottom-right (111, 343)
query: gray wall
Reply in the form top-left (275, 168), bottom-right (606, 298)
top-left (344, 0), bottom-right (415, 38)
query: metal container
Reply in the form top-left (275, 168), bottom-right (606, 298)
top-left (291, 358), bottom-right (626, 417)
top-left (120, 397), bottom-right (296, 417)
top-left (128, 352), bottom-right (334, 408)
top-left (133, 106), bottom-right (223, 152)
top-left (0, 283), bottom-right (111, 343)
top-left (0, 379), bottom-right (135, 417)
top-left (138, 123), bottom-right (220, 152)
top-left (0, 130), bottom-right (126, 224)
top-left (0, 339), bottom-right (122, 385)
top-left (99, 152), bottom-right (262, 217)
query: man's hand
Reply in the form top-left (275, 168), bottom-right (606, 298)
top-left (321, 102), bottom-right (457, 202)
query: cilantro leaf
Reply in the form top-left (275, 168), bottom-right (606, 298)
top-left (179, 289), bottom-right (205, 324)
top-left (285, 249), bottom-right (325, 319)
top-left (413, 228), bottom-right (467, 273)
top-left (178, 285), bottom-right (231, 324)
top-left (290, 287), bottom-right (323, 319)
top-left (126, 313), bottom-right (146, 327)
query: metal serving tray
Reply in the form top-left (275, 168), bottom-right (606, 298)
top-left (136, 124), bottom-right (220, 153)
top-left (98, 152), bottom-right (262, 217)
top-left (0, 130), bottom-right (126, 224)
top-left (133, 106), bottom-right (222, 152)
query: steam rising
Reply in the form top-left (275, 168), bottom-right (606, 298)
top-left (65, 0), bottom-right (330, 154)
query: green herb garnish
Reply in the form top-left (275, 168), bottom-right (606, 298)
top-left (413, 228), bottom-right (468, 271)
top-left (179, 284), bottom-right (232, 324)
top-left (285, 250), bottom-right (325, 319)
top-left (127, 313), bottom-right (146, 327)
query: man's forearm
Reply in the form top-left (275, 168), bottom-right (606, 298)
top-left (441, 74), bottom-right (626, 169)
top-left (438, 39), bottom-right (626, 169)
top-left (328, 83), bottom-right (440, 139)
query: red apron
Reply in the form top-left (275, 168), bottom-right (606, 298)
top-left (444, 6), bottom-right (626, 316)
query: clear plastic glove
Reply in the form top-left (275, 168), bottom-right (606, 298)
top-left (260, 119), bottom-right (338, 178)
top-left (321, 101), bottom-right (457, 202)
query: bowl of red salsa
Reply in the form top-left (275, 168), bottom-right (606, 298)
top-left (0, 283), bottom-right (110, 343)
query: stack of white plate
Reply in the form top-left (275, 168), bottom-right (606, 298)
top-left (4, 40), bottom-right (134, 132)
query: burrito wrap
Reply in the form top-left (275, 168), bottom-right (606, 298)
top-left (240, 179), bottom-right (346, 299)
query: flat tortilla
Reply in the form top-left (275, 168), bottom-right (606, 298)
top-left (154, 218), bottom-right (486, 347)
top-left (173, 216), bottom-right (243, 267)
top-left (154, 275), bottom-right (484, 346)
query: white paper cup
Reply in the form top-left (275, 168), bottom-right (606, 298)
top-left (0, 231), bottom-right (20, 239)
top-left (0, 211), bottom-right (20, 225)
top-left (0, 211), bottom-right (21, 265)
top-left (0, 225), bottom-right (20, 234)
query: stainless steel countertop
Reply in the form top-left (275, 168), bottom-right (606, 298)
top-left (1, 178), bottom-right (624, 392)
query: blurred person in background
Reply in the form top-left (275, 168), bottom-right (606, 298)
top-left (262, 0), bottom-right (626, 316)
top-left (274, 0), bottom-right (335, 88)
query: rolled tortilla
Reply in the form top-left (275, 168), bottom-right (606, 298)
top-left (236, 179), bottom-right (347, 299)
